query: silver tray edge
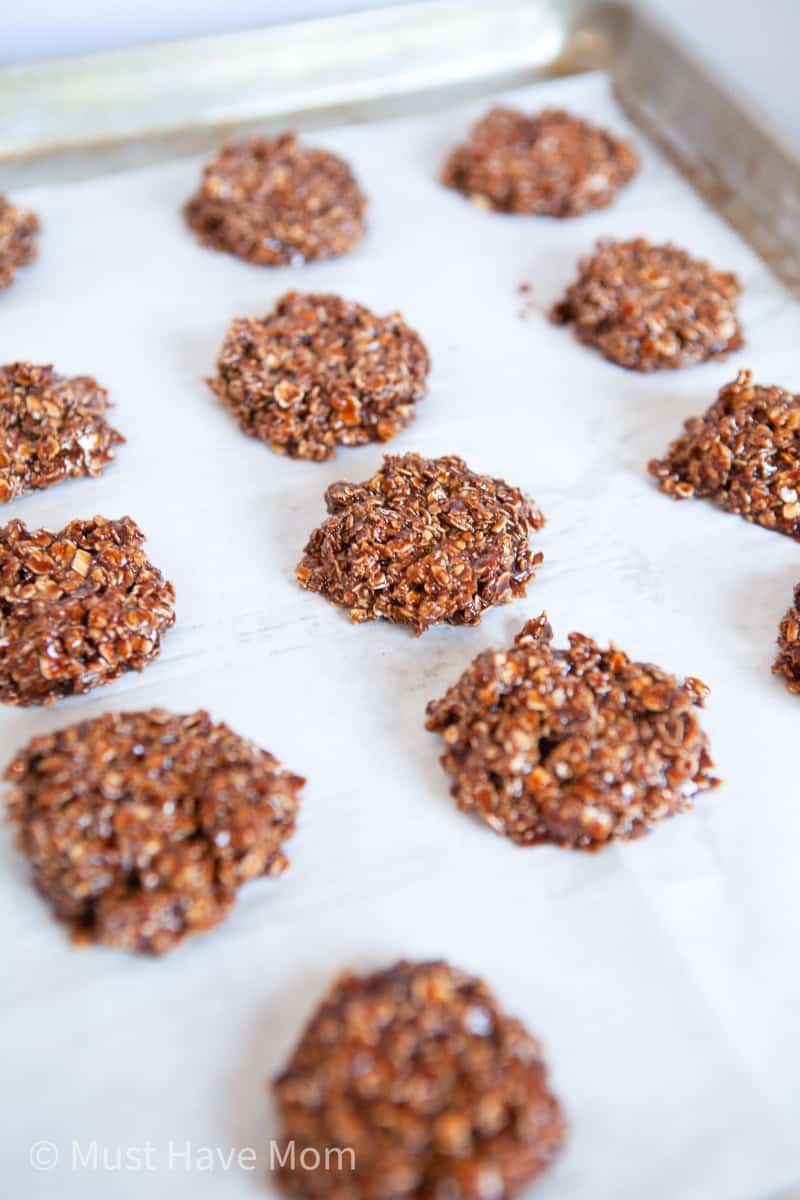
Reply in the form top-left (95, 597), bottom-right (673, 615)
top-left (0, 0), bottom-right (797, 295)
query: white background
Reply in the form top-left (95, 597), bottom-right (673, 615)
top-left (2, 1), bottom-right (799, 153)
top-left (0, 72), bottom-right (799, 1198)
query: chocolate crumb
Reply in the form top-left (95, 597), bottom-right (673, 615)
top-left (210, 292), bottom-right (430, 460)
top-left (0, 515), bottom-right (175, 706)
top-left (442, 107), bottom-right (637, 217)
top-left (649, 369), bottom-right (800, 539)
top-left (272, 959), bottom-right (565, 1199)
top-left (773, 586), bottom-right (800, 693)
top-left (0, 195), bottom-right (38, 290)
top-left (0, 362), bottom-right (124, 503)
top-left (184, 134), bottom-right (366, 266)
top-left (426, 613), bottom-right (718, 849)
top-left (4, 709), bottom-right (303, 953)
top-left (517, 281), bottom-right (537, 321)
top-left (551, 238), bottom-right (742, 370)
top-left (296, 452), bottom-right (545, 634)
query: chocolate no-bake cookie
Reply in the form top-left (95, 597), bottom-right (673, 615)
top-left (0, 362), bottom-right (124, 503)
top-left (4, 709), bottom-right (303, 953)
top-left (442, 107), bottom-right (638, 217)
top-left (773, 585), bottom-right (800, 694)
top-left (551, 238), bottom-right (742, 370)
top-left (0, 515), bottom-right (175, 706)
top-left (296, 452), bottom-right (544, 634)
top-left (272, 959), bottom-right (565, 1199)
top-left (649, 369), bottom-right (800, 539)
top-left (184, 134), bottom-right (366, 266)
top-left (210, 292), bottom-right (430, 460)
top-left (0, 195), bottom-right (38, 290)
top-left (426, 614), bottom-right (718, 849)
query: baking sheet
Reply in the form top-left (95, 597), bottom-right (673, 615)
top-left (1, 71), bottom-right (799, 1199)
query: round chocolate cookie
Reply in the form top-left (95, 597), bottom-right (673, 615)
top-left (0, 362), bottom-right (124, 503)
top-left (272, 959), bottom-right (565, 1200)
top-left (773, 584), bottom-right (800, 694)
top-left (0, 515), bottom-right (175, 706)
top-left (296, 452), bottom-right (545, 634)
top-left (184, 134), bottom-right (366, 266)
top-left (209, 292), bottom-right (430, 460)
top-left (550, 238), bottom-right (742, 370)
top-left (649, 369), bottom-right (800, 540)
top-left (426, 614), bottom-right (718, 849)
top-left (442, 107), bottom-right (638, 217)
top-left (4, 709), bottom-right (304, 953)
top-left (0, 195), bottom-right (38, 290)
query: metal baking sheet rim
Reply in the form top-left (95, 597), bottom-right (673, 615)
top-left (0, 0), bottom-right (798, 290)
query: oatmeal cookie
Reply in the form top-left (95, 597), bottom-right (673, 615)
top-left (272, 959), bottom-right (565, 1199)
top-left (4, 709), bottom-right (303, 953)
top-left (210, 292), bottom-right (430, 460)
top-left (551, 238), bottom-right (742, 370)
top-left (184, 134), bottom-right (366, 265)
top-left (0, 515), bottom-right (175, 705)
top-left (0, 362), bottom-right (124, 503)
top-left (649, 369), bottom-right (800, 539)
top-left (773, 585), bottom-right (800, 694)
top-left (426, 614), bottom-right (718, 848)
top-left (0, 195), bottom-right (38, 289)
top-left (296, 452), bottom-right (544, 634)
top-left (442, 107), bottom-right (638, 216)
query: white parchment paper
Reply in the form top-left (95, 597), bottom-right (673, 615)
top-left (1, 72), bottom-right (799, 1200)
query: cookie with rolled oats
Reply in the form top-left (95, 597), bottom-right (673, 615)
top-left (0, 195), bottom-right (38, 290)
top-left (0, 515), bottom-right (175, 706)
top-left (649, 369), bottom-right (800, 538)
top-left (773, 585), bottom-right (800, 694)
top-left (426, 614), bottom-right (718, 848)
top-left (272, 959), bottom-right (565, 1199)
top-left (185, 134), bottom-right (366, 266)
top-left (443, 107), bottom-right (637, 217)
top-left (551, 238), bottom-right (742, 370)
top-left (4, 708), bottom-right (303, 953)
top-left (210, 292), bottom-right (429, 460)
top-left (0, 362), bottom-right (123, 504)
top-left (296, 452), bottom-right (544, 634)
